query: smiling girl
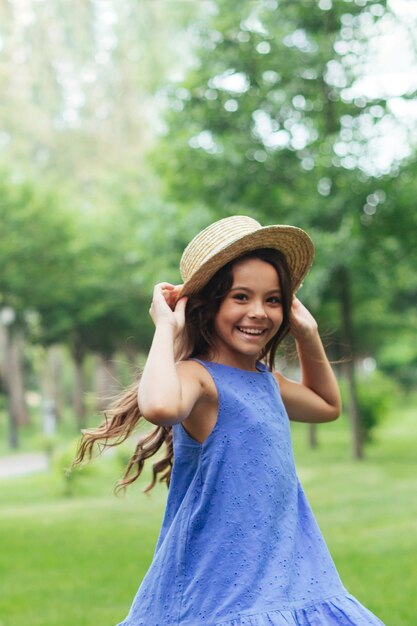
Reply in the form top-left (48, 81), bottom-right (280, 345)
top-left (74, 215), bottom-right (385, 626)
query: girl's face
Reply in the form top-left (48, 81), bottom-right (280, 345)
top-left (213, 257), bottom-right (283, 370)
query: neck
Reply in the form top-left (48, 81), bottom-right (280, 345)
top-left (205, 350), bottom-right (260, 372)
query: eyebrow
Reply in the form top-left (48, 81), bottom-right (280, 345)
top-left (230, 286), bottom-right (281, 294)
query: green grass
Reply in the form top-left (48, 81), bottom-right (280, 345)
top-left (0, 400), bottom-right (416, 626)
top-left (0, 452), bottom-right (166, 626)
top-left (291, 403), bottom-right (417, 626)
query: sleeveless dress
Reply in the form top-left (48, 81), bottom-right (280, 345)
top-left (117, 360), bottom-right (385, 626)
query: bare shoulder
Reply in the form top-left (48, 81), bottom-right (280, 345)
top-left (272, 369), bottom-right (340, 423)
top-left (272, 369), bottom-right (299, 405)
top-left (176, 359), bottom-right (217, 400)
top-left (176, 360), bottom-right (218, 444)
top-left (272, 370), bottom-right (290, 390)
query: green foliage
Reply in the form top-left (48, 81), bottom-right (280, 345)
top-left (115, 445), bottom-right (134, 472)
top-left (356, 371), bottom-right (397, 443)
top-left (0, 0), bottom-right (415, 451)
top-left (0, 1), bottom-right (201, 369)
top-left (52, 440), bottom-right (97, 498)
top-left (0, 171), bottom-right (75, 317)
top-left (32, 434), bottom-right (59, 460)
top-left (153, 0), bottom-right (385, 304)
top-left (339, 369), bottom-right (398, 444)
top-left (154, 0), bottom-right (387, 216)
top-left (378, 331), bottom-right (417, 390)
top-left (0, 166), bottom-right (158, 361)
top-left (161, 11), bottom-right (391, 211)
top-left (152, 0), bottom-right (416, 395)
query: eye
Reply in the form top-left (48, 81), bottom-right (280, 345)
top-left (232, 293), bottom-right (248, 301)
top-left (267, 296), bottom-right (282, 304)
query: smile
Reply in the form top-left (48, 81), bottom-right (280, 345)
top-left (236, 326), bottom-right (267, 336)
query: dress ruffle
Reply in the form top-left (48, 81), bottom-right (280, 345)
top-left (215, 593), bottom-right (385, 626)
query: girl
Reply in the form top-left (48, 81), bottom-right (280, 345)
top-left (75, 215), bottom-right (385, 626)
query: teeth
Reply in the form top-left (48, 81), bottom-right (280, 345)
top-left (237, 327), bottom-right (264, 335)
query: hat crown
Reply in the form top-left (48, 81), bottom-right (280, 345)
top-left (180, 215), bottom-right (261, 282)
top-left (178, 214), bottom-right (314, 297)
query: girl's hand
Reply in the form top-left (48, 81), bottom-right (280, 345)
top-left (149, 283), bottom-right (187, 336)
top-left (289, 296), bottom-right (318, 341)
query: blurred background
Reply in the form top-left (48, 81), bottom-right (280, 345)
top-left (0, 1), bottom-right (416, 625)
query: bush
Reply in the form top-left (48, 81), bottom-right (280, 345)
top-left (339, 369), bottom-right (399, 444)
top-left (356, 370), bottom-right (398, 443)
top-left (32, 433), bottom-right (59, 461)
top-left (52, 439), bottom-right (97, 497)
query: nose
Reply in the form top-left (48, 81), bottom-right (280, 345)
top-left (248, 299), bottom-right (267, 319)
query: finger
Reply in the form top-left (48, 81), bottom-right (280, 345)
top-left (161, 288), bottom-right (175, 302)
top-left (174, 296), bottom-right (188, 315)
top-left (291, 296), bottom-right (301, 311)
top-left (154, 282), bottom-right (174, 296)
top-left (165, 291), bottom-right (178, 310)
top-left (152, 287), bottom-right (174, 311)
top-left (154, 283), bottom-right (174, 300)
top-left (152, 288), bottom-right (167, 305)
top-left (169, 284), bottom-right (184, 302)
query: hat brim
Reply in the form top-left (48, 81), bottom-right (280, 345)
top-left (180, 225), bottom-right (314, 297)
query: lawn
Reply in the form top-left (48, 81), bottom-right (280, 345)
top-left (0, 400), bottom-right (416, 626)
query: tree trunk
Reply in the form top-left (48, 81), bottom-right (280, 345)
top-left (49, 344), bottom-right (63, 421)
top-left (41, 344), bottom-right (63, 422)
top-left (342, 359), bottom-right (362, 459)
top-left (308, 424), bottom-right (318, 449)
top-left (124, 344), bottom-right (139, 368)
top-left (93, 353), bottom-right (120, 412)
top-left (1, 325), bottom-right (29, 429)
top-left (336, 267), bottom-right (363, 459)
top-left (0, 323), bottom-right (7, 383)
top-left (73, 352), bottom-right (86, 430)
top-left (40, 344), bottom-right (63, 433)
top-left (0, 324), bottom-right (30, 448)
top-left (9, 329), bottom-right (29, 427)
top-left (0, 325), bottom-right (17, 447)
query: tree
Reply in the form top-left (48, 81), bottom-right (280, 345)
top-left (153, 0), bottom-right (416, 457)
top-left (0, 1), bottom-right (202, 436)
top-left (0, 171), bottom-right (75, 445)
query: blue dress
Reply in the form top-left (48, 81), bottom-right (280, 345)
top-left (117, 360), bottom-right (385, 626)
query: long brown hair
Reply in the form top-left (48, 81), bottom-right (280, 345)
top-left (72, 248), bottom-right (293, 493)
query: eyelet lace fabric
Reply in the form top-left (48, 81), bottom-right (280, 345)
top-left (117, 360), bottom-right (385, 626)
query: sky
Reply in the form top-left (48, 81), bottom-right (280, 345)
top-left (353, 0), bottom-right (417, 172)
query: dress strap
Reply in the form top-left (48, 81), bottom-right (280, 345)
top-left (187, 357), bottom-right (269, 374)
top-left (186, 358), bottom-right (220, 382)
top-left (188, 357), bottom-right (208, 367)
top-left (255, 361), bottom-right (269, 372)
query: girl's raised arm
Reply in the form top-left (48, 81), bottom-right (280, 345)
top-left (138, 283), bottom-right (204, 426)
top-left (275, 297), bottom-right (342, 424)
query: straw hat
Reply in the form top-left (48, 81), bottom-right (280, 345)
top-left (179, 215), bottom-right (314, 296)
